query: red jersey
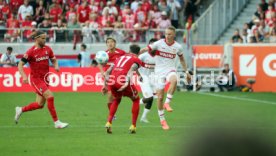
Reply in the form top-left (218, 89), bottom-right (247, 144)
top-left (23, 45), bottom-right (55, 79)
top-left (49, 7), bottom-right (63, 23)
top-left (10, 0), bottom-right (24, 10)
top-left (110, 54), bottom-right (143, 79)
top-left (104, 48), bottom-right (126, 70)
top-left (77, 5), bottom-right (91, 23)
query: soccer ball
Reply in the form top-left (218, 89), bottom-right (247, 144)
top-left (95, 51), bottom-right (109, 64)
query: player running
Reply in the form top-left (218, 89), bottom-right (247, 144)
top-left (138, 38), bottom-right (158, 123)
top-left (102, 44), bottom-right (142, 134)
top-left (139, 26), bottom-right (191, 130)
top-left (98, 37), bottom-right (126, 116)
top-left (15, 31), bottom-right (68, 129)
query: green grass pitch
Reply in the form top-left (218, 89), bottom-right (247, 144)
top-left (0, 92), bottom-right (276, 156)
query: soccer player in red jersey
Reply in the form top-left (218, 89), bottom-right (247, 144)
top-left (15, 31), bottom-right (68, 129)
top-left (102, 44), bottom-right (142, 134)
top-left (98, 37), bottom-right (126, 116)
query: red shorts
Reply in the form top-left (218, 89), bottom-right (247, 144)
top-left (30, 78), bottom-right (49, 96)
top-left (109, 82), bottom-right (138, 99)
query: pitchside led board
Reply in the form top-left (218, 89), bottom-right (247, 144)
top-left (193, 45), bottom-right (224, 68)
top-left (0, 68), bottom-right (149, 92)
top-left (233, 45), bottom-right (276, 92)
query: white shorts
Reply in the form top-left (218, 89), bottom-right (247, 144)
top-left (155, 70), bottom-right (177, 90)
top-left (138, 76), bottom-right (155, 98)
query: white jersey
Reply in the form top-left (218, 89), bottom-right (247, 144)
top-left (0, 53), bottom-right (17, 67)
top-left (148, 39), bottom-right (183, 75)
top-left (79, 51), bottom-right (91, 67)
top-left (138, 52), bottom-right (155, 76)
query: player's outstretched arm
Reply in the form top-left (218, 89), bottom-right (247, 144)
top-left (179, 55), bottom-right (191, 82)
top-left (102, 64), bottom-right (114, 95)
top-left (117, 63), bottom-right (139, 92)
top-left (139, 47), bottom-right (149, 55)
top-left (18, 61), bottom-right (28, 84)
top-left (51, 58), bottom-right (59, 72)
top-left (97, 63), bottom-right (105, 77)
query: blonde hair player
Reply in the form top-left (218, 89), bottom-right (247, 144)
top-left (139, 26), bottom-right (191, 130)
top-left (15, 31), bottom-right (68, 128)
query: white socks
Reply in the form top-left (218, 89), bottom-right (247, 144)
top-left (141, 108), bottom-right (150, 119)
top-left (165, 94), bottom-right (173, 104)
top-left (158, 110), bottom-right (165, 121)
top-left (140, 98), bottom-right (144, 105)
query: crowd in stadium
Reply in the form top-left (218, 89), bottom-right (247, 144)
top-left (231, 0), bottom-right (276, 43)
top-left (0, 0), bottom-right (201, 43)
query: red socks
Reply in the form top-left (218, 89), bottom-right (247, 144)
top-left (132, 97), bottom-right (140, 127)
top-left (108, 99), bottom-right (121, 123)
top-left (22, 102), bottom-right (43, 112)
top-left (47, 97), bottom-right (58, 122)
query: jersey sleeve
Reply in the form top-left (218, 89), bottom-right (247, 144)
top-left (48, 47), bottom-right (55, 59)
top-left (177, 44), bottom-right (184, 56)
top-left (134, 57), bottom-right (144, 67)
top-left (23, 49), bottom-right (33, 62)
top-left (148, 40), bottom-right (159, 51)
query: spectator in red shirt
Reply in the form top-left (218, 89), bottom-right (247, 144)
top-left (67, 0), bottom-right (79, 8)
top-left (134, 3), bottom-right (147, 23)
top-left (10, 0), bottom-right (24, 11)
top-left (1, 1), bottom-right (11, 20)
top-left (141, 0), bottom-right (151, 12)
top-left (265, 4), bottom-right (276, 27)
top-left (21, 15), bottom-right (35, 41)
top-left (123, 8), bottom-right (135, 29)
top-left (49, 2), bottom-right (63, 24)
top-left (66, 6), bottom-right (77, 22)
top-left (4, 13), bottom-right (20, 42)
top-left (120, 3), bottom-right (130, 17)
top-left (77, 1), bottom-right (91, 23)
top-left (99, 9), bottom-right (115, 27)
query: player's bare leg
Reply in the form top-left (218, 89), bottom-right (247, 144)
top-left (164, 74), bottom-right (177, 112)
top-left (15, 94), bottom-right (46, 124)
top-left (156, 89), bottom-right (169, 130)
top-left (43, 90), bottom-right (68, 129)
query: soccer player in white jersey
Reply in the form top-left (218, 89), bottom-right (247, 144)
top-left (138, 38), bottom-right (158, 123)
top-left (139, 26), bottom-right (191, 130)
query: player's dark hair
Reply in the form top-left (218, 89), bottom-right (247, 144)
top-left (7, 47), bottom-right (13, 51)
top-left (81, 43), bottom-right (87, 49)
top-left (149, 38), bottom-right (157, 44)
top-left (106, 37), bottom-right (116, 43)
top-left (130, 44), bottom-right (140, 55)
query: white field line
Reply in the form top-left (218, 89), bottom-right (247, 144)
top-left (198, 92), bottom-right (276, 105)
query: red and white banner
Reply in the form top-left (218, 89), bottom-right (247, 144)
top-left (233, 46), bottom-right (276, 92)
top-left (0, 68), bottom-right (106, 92)
top-left (193, 45), bottom-right (224, 68)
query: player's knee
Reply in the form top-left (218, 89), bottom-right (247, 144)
top-left (43, 90), bottom-right (53, 99)
top-left (37, 102), bottom-right (45, 108)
